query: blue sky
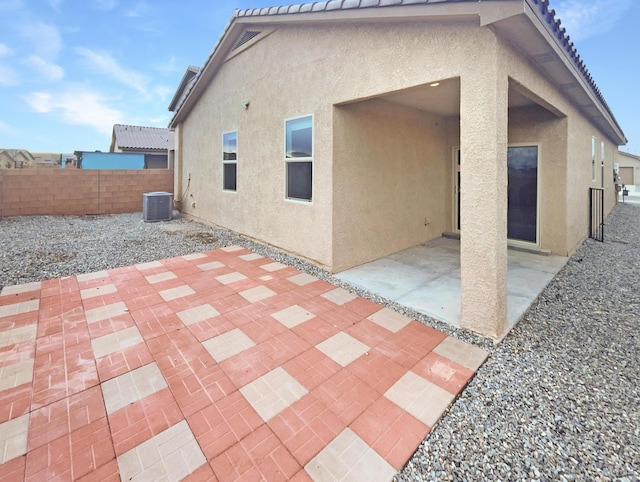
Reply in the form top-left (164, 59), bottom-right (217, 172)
top-left (0, 0), bottom-right (638, 154)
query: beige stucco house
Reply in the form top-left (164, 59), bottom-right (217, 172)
top-left (0, 149), bottom-right (62, 169)
top-left (168, 0), bottom-right (626, 340)
top-left (617, 151), bottom-right (640, 186)
top-left (0, 149), bottom-right (35, 169)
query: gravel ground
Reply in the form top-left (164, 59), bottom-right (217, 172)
top-left (1, 206), bottom-right (638, 480)
top-left (398, 203), bottom-right (640, 482)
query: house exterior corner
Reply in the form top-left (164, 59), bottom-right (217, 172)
top-left (168, 0), bottom-right (626, 339)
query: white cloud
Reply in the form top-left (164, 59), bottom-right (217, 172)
top-left (24, 88), bottom-right (122, 135)
top-left (126, 0), bottom-right (149, 18)
top-left (75, 47), bottom-right (150, 96)
top-left (555, 0), bottom-right (633, 42)
top-left (19, 21), bottom-right (62, 59)
top-left (0, 63), bottom-right (19, 85)
top-left (25, 55), bottom-right (64, 81)
top-left (153, 85), bottom-right (174, 103)
top-left (25, 92), bottom-right (53, 112)
top-left (155, 56), bottom-right (177, 74)
top-left (148, 114), bottom-right (170, 126)
top-left (94, 0), bottom-right (117, 11)
top-left (0, 43), bottom-right (12, 57)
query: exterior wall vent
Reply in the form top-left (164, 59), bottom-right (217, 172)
top-left (233, 30), bottom-right (261, 50)
top-left (143, 192), bottom-right (173, 222)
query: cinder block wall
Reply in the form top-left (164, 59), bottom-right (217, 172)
top-left (0, 169), bottom-right (174, 217)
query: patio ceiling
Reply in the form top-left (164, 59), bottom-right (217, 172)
top-left (374, 77), bottom-right (547, 117)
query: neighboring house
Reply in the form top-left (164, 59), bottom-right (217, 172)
top-left (110, 124), bottom-right (169, 169)
top-left (168, 66), bottom-right (201, 170)
top-left (75, 151), bottom-right (145, 170)
top-left (168, 0), bottom-right (626, 339)
top-left (168, 66), bottom-right (200, 114)
top-left (31, 152), bottom-right (63, 168)
top-left (64, 153), bottom-right (78, 168)
top-left (0, 149), bottom-right (35, 168)
top-left (617, 151), bottom-right (640, 186)
top-left (0, 149), bottom-right (62, 168)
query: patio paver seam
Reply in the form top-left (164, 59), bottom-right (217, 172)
top-left (0, 247), bottom-right (488, 482)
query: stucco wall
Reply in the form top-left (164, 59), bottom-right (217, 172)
top-left (176, 21), bottom-right (501, 271)
top-left (332, 99), bottom-right (448, 271)
top-left (617, 151), bottom-right (640, 185)
top-left (507, 105), bottom-right (568, 254)
top-left (497, 39), bottom-right (618, 256)
top-left (178, 52), bottom-right (335, 268)
top-left (176, 18), bottom-right (621, 269)
top-left (563, 116), bottom-right (618, 254)
top-left (443, 100), bottom-right (569, 255)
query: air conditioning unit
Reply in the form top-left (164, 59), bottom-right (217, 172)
top-left (143, 192), bottom-right (173, 222)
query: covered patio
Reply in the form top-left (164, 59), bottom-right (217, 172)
top-left (336, 237), bottom-right (568, 337)
top-left (332, 67), bottom-right (569, 341)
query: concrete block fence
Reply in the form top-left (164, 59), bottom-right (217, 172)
top-left (0, 169), bottom-right (174, 217)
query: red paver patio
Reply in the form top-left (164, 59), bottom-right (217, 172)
top-left (0, 246), bottom-right (489, 481)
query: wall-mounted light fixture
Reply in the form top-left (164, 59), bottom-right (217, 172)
top-left (242, 99), bottom-right (250, 109)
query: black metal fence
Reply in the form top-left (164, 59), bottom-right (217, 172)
top-left (589, 187), bottom-right (604, 242)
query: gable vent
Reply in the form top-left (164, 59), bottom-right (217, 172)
top-left (233, 30), bottom-right (261, 50)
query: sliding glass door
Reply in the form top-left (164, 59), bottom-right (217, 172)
top-left (454, 146), bottom-right (539, 244)
top-left (507, 146), bottom-right (538, 243)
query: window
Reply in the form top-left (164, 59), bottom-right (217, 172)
top-left (591, 137), bottom-right (596, 182)
top-left (223, 131), bottom-right (237, 191)
top-left (285, 115), bottom-right (312, 201)
top-left (508, 146), bottom-right (538, 243)
top-left (600, 141), bottom-right (606, 188)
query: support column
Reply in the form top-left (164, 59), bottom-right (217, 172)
top-left (459, 59), bottom-right (509, 340)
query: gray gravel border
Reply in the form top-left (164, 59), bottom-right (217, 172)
top-left (0, 211), bottom-right (490, 348)
top-left (397, 203), bottom-right (639, 481)
top-left (1, 205), bottom-right (638, 480)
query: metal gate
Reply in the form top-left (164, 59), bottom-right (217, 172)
top-left (589, 187), bottom-right (604, 242)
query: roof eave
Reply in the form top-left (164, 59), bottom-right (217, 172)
top-left (170, 0), bottom-right (626, 145)
top-left (169, 3), bottom-right (490, 128)
top-left (520, 0), bottom-right (626, 144)
top-left (168, 66), bottom-right (201, 112)
top-left (109, 127), bottom-right (117, 152)
top-left (617, 150), bottom-right (640, 161)
top-left (169, 13), bottom-right (240, 128)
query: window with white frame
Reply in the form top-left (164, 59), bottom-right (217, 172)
top-left (285, 115), bottom-right (312, 201)
top-left (591, 137), bottom-right (596, 182)
top-left (223, 131), bottom-right (237, 191)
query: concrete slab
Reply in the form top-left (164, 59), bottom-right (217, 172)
top-left (336, 237), bottom-right (568, 335)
